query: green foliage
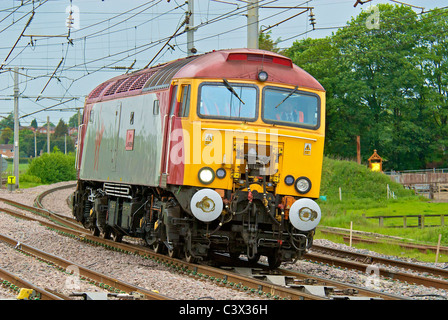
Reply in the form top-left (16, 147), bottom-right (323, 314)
top-left (317, 158), bottom-right (448, 254)
top-left (0, 127), bottom-right (13, 144)
top-left (284, 5), bottom-right (448, 170)
top-left (27, 150), bottom-right (76, 184)
top-left (258, 31), bottom-right (281, 53)
top-left (54, 119), bottom-right (68, 138)
top-left (0, 112), bottom-right (15, 131)
top-left (30, 118), bottom-right (38, 129)
top-left (68, 113), bottom-right (79, 128)
top-left (20, 173), bottom-right (42, 184)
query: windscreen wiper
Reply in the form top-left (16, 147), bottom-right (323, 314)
top-left (274, 86), bottom-right (298, 109)
top-left (223, 79), bottom-right (245, 105)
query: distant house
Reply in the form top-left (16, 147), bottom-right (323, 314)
top-left (36, 126), bottom-right (55, 135)
top-left (69, 127), bottom-right (78, 136)
top-left (0, 144), bottom-right (13, 158)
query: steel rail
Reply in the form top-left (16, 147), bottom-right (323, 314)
top-left (29, 185), bottom-right (403, 299)
top-left (0, 196), bottom-right (84, 231)
top-left (311, 243), bottom-right (448, 280)
top-left (33, 183), bottom-right (77, 210)
top-left (0, 201), bottom-right (324, 300)
top-left (0, 232), bottom-right (171, 301)
top-left (276, 267), bottom-right (406, 300)
top-left (0, 265), bottom-right (67, 300)
top-left (305, 250), bottom-right (448, 291)
top-left (27, 184), bottom-right (421, 299)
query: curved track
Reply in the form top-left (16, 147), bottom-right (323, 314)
top-left (29, 184), bottom-right (413, 300)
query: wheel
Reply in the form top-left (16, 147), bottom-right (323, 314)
top-left (91, 227), bottom-right (100, 237)
top-left (247, 253), bottom-right (260, 265)
top-left (185, 250), bottom-right (198, 263)
top-left (111, 230), bottom-right (123, 242)
top-left (267, 253), bottom-right (282, 269)
top-left (100, 229), bottom-right (111, 240)
top-left (152, 241), bottom-right (166, 254)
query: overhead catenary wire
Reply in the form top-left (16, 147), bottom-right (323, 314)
top-left (0, 0), bottom-right (445, 121)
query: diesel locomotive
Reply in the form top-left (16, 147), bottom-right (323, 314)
top-left (72, 48), bottom-right (325, 268)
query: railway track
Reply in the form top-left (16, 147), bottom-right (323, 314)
top-left (0, 264), bottom-right (68, 300)
top-left (4, 185), bottom-right (406, 300)
top-left (0, 231), bottom-right (170, 300)
top-left (5, 183), bottom-right (444, 300)
top-left (0, 199), bottom-right (323, 300)
top-left (321, 226), bottom-right (448, 255)
top-left (307, 244), bottom-right (448, 290)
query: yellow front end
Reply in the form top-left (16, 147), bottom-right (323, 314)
top-left (176, 78), bottom-right (325, 199)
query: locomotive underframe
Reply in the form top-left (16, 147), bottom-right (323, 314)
top-left (73, 180), bottom-right (313, 268)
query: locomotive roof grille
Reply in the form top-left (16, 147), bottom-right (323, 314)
top-left (85, 49), bottom-right (323, 103)
top-left (104, 78), bottom-right (126, 96)
top-left (116, 74), bottom-right (141, 94)
top-left (88, 81), bottom-right (110, 99)
top-left (143, 57), bottom-right (197, 91)
top-left (129, 71), bottom-right (155, 91)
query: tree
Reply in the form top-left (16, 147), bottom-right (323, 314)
top-left (0, 127), bottom-right (13, 144)
top-left (0, 112), bottom-right (15, 130)
top-left (68, 112), bottom-right (79, 128)
top-left (19, 129), bottom-right (35, 157)
top-left (30, 118), bottom-right (38, 130)
top-left (27, 150), bottom-right (76, 183)
top-left (284, 4), bottom-right (447, 170)
top-left (331, 4), bottom-right (422, 169)
top-left (259, 31), bottom-right (281, 53)
top-left (416, 7), bottom-right (448, 166)
top-left (54, 118), bottom-right (68, 138)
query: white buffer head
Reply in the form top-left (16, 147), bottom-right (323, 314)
top-left (190, 188), bottom-right (223, 222)
top-left (289, 198), bottom-right (321, 231)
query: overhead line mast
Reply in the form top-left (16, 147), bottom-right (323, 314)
top-left (247, 0), bottom-right (259, 49)
top-left (186, 0), bottom-right (196, 56)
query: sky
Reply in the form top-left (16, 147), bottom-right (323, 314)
top-left (0, 0), bottom-right (446, 128)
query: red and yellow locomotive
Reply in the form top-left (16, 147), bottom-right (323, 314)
top-left (72, 48), bottom-right (325, 268)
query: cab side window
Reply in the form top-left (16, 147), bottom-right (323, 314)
top-left (169, 85), bottom-right (178, 116)
top-left (178, 85), bottom-right (191, 117)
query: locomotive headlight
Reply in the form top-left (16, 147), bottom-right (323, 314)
top-left (198, 167), bottom-right (215, 185)
top-left (295, 177), bottom-right (312, 194)
top-left (216, 168), bottom-right (226, 179)
top-left (284, 175), bottom-right (295, 186)
top-left (258, 70), bottom-right (268, 82)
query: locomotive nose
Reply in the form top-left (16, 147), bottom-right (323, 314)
top-left (288, 198), bottom-right (321, 231)
top-left (190, 189), bottom-right (223, 222)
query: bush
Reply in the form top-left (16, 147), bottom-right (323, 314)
top-left (27, 150), bottom-right (76, 184)
top-left (20, 174), bottom-right (42, 184)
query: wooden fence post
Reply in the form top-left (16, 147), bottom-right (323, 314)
top-left (349, 221), bottom-right (353, 247)
top-left (435, 234), bottom-right (442, 264)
